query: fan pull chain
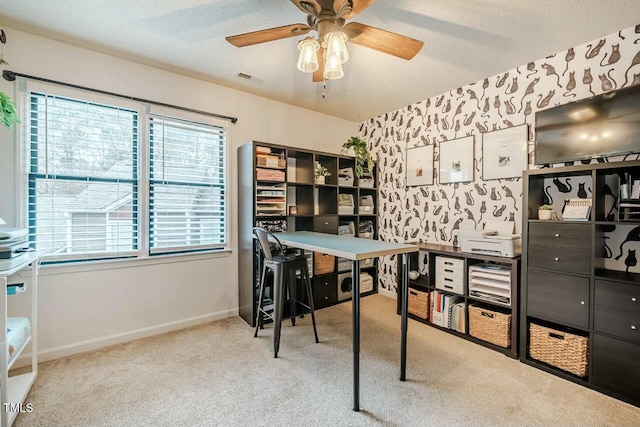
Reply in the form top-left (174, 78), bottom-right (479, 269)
top-left (322, 81), bottom-right (326, 99)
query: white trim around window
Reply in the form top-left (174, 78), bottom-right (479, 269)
top-left (16, 80), bottom-right (230, 264)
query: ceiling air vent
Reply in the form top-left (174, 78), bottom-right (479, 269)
top-left (237, 73), bottom-right (264, 85)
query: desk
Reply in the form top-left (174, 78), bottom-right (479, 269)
top-left (274, 231), bottom-right (418, 411)
top-left (0, 252), bottom-right (41, 427)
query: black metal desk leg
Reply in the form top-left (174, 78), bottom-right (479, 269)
top-left (352, 259), bottom-right (361, 411)
top-left (400, 252), bottom-right (409, 381)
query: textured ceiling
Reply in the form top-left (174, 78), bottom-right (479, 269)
top-left (3, 1), bottom-right (640, 122)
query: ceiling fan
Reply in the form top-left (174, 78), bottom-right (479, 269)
top-left (225, 0), bottom-right (424, 82)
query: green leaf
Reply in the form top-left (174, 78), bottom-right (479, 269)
top-left (342, 136), bottom-right (374, 179)
top-left (0, 91), bottom-right (20, 128)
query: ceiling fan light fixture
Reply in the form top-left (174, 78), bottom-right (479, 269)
top-left (323, 53), bottom-right (344, 80)
top-left (325, 31), bottom-right (349, 64)
top-left (297, 37), bottom-right (320, 73)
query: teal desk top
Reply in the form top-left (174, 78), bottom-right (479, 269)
top-left (273, 231), bottom-right (418, 260)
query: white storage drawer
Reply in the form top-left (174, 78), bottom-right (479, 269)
top-left (435, 256), bottom-right (464, 294)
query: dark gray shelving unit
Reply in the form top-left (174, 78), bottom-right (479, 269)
top-left (521, 160), bottom-right (640, 408)
top-left (238, 141), bottom-right (379, 327)
top-left (396, 243), bottom-right (520, 359)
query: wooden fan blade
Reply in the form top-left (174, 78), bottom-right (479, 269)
top-left (344, 22), bottom-right (423, 60)
top-left (291, 0), bottom-right (322, 16)
top-left (313, 47), bottom-right (325, 82)
top-left (226, 24), bottom-right (310, 47)
top-left (342, 0), bottom-right (376, 19)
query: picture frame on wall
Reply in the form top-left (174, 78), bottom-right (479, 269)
top-left (482, 124), bottom-right (528, 180)
top-left (406, 144), bottom-right (434, 186)
top-left (438, 136), bottom-right (474, 184)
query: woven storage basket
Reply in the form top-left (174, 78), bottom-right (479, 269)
top-left (256, 154), bottom-right (285, 168)
top-left (529, 323), bottom-right (589, 377)
top-left (314, 253), bottom-right (335, 275)
top-left (408, 288), bottom-right (429, 319)
top-left (469, 305), bottom-right (511, 348)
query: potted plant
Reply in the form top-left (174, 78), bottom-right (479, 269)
top-left (0, 55), bottom-right (19, 129)
top-left (538, 204), bottom-right (554, 220)
top-left (314, 163), bottom-right (330, 184)
top-left (342, 136), bottom-right (374, 178)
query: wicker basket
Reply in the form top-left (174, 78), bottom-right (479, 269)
top-left (408, 288), bottom-right (429, 319)
top-left (469, 305), bottom-right (511, 348)
top-left (314, 253), bottom-right (335, 275)
top-left (256, 154), bottom-right (286, 169)
top-left (529, 323), bottom-right (589, 377)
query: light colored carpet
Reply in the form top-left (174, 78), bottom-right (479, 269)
top-left (13, 295), bottom-right (640, 427)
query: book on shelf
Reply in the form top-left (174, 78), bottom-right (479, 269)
top-left (632, 180), bottom-right (640, 199)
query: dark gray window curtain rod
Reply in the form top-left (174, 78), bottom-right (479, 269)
top-left (2, 70), bottom-right (238, 124)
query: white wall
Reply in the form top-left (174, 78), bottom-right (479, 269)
top-left (0, 27), bottom-right (357, 362)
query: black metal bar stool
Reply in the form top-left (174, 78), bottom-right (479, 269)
top-left (253, 227), bottom-right (319, 358)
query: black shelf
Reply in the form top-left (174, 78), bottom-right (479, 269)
top-left (521, 358), bottom-right (589, 385)
top-left (239, 141), bottom-right (378, 329)
top-left (595, 220), bottom-right (640, 225)
top-left (522, 160), bottom-right (640, 408)
top-left (397, 244), bottom-right (520, 359)
top-left (594, 268), bottom-right (640, 285)
top-left (466, 294), bottom-right (512, 309)
top-left (256, 180), bottom-right (287, 185)
top-left (287, 182), bottom-right (314, 186)
top-left (406, 312), bottom-right (515, 358)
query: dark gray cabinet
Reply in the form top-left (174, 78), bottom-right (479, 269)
top-left (521, 160), bottom-right (640, 408)
top-left (238, 141), bottom-right (378, 326)
top-left (592, 334), bottom-right (640, 401)
top-left (527, 270), bottom-right (589, 329)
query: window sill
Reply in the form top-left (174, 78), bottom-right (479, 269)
top-left (30, 249), bottom-right (233, 277)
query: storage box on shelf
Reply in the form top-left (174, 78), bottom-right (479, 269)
top-left (435, 256), bottom-right (464, 294)
top-left (338, 194), bottom-right (355, 215)
top-left (397, 243), bottom-right (520, 358)
top-left (314, 253), bottom-right (335, 276)
top-left (529, 322), bottom-right (589, 377)
top-left (522, 160), bottom-right (640, 407)
top-left (468, 264), bottom-right (511, 305)
top-left (238, 141), bottom-right (379, 326)
top-left (469, 304), bottom-right (512, 348)
top-left (358, 167), bottom-right (375, 188)
top-left (338, 167), bottom-right (354, 186)
top-left (408, 288), bottom-right (429, 320)
top-left (359, 195), bottom-right (374, 214)
top-left (358, 220), bottom-right (374, 239)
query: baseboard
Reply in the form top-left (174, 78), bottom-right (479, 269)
top-left (379, 288), bottom-right (397, 299)
top-left (12, 308), bottom-right (238, 368)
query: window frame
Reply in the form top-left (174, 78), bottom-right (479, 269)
top-left (18, 81), bottom-right (230, 265)
top-left (147, 113), bottom-right (229, 255)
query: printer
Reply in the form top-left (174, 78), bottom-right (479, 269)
top-left (0, 227), bottom-right (30, 270)
top-left (458, 221), bottom-right (521, 258)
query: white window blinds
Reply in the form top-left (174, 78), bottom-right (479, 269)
top-left (148, 115), bottom-right (227, 254)
top-left (28, 92), bottom-right (138, 261)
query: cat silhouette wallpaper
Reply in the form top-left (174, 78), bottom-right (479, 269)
top-left (359, 25), bottom-right (640, 293)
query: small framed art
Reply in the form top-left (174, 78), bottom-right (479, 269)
top-left (482, 124), bottom-right (528, 180)
top-left (439, 136), bottom-right (474, 184)
top-left (406, 144), bottom-right (434, 186)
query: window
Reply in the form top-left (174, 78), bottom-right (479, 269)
top-left (148, 116), bottom-right (227, 254)
top-left (28, 93), bottom-right (138, 261)
top-left (25, 87), bottom-right (228, 262)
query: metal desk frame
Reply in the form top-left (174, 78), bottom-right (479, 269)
top-left (274, 231), bottom-right (417, 411)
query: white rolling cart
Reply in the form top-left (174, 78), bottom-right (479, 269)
top-left (0, 252), bottom-right (40, 427)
